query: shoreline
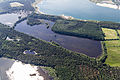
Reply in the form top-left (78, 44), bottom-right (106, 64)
top-left (32, 0), bottom-right (44, 14)
top-left (0, 57), bottom-right (51, 80)
top-left (96, 3), bottom-right (120, 10)
top-left (0, 57), bottom-right (52, 80)
top-left (6, 60), bottom-right (50, 80)
top-left (32, 0), bottom-right (120, 23)
top-left (32, 0), bottom-right (76, 20)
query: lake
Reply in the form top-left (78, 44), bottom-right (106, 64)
top-left (0, 11), bottom-right (31, 27)
top-left (15, 20), bottom-right (102, 57)
top-left (0, 13), bottom-right (19, 27)
top-left (37, 0), bottom-right (120, 22)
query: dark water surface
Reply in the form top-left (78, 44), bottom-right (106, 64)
top-left (15, 20), bottom-right (102, 57)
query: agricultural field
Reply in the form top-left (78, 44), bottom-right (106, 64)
top-left (117, 30), bottom-right (120, 35)
top-left (102, 28), bottom-right (118, 40)
top-left (102, 28), bottom-right (120, 67)
top-left (105, 40), bottom-right (120, 47)
top-left (105, 47), bottom-right (120, 67)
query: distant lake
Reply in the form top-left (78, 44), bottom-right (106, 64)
top-left (38, 0), bottom-right (120, 22)
top-left (0, 13), bottom-right (19, 27)
top-left (0, 11), bottom-right (31, 27)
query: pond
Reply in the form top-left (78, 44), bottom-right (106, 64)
top-left (15, 20), bottom-right (102, 57)
top-left (23, 50), bottom-right (37, 55)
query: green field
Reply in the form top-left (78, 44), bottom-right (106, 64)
top-left (117, 30), bottom-right (120, 35)
top-left (105, 47), bottom-right (120, 67)
top-left (105, 40), bottom-right (120, 47)
top-left (102, 28), bottom-right (118, 40)
top-left (102, 28), bottom-right (120, 67)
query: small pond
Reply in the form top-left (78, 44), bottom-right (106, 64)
top-left (23, 50), bottom-right (37, 55)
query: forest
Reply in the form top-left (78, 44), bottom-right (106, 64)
top-left (0, 21), bottom-right (120, 80)
top-left (52, 20), bottom-right (105, 40)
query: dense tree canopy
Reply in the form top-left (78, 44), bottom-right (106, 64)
top-left (0, 22), bottom-right (120, 80)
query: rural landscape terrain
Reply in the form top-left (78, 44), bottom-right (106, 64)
top-left (0, 0), bottom-right (120, 80)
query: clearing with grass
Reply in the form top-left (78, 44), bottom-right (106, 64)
top-left (102, 28), bottom-right (120, 67)
top-left (102, 28), bottom-right (118, 40)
